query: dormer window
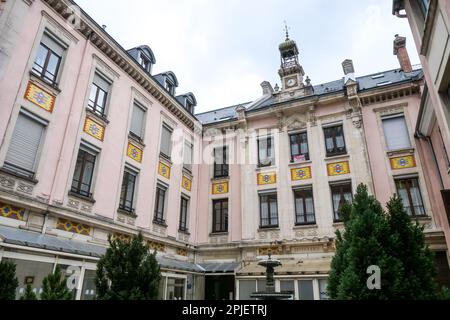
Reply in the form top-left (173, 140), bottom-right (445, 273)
top-left (139, 52), bottom-right (151, 72)
top-left (165, 80), bottom-right (175, 95)
top-left (185, 100), bottom-right (194, 113)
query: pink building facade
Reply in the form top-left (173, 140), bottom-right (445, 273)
top-left (0, 0), bottom-right (448, 300)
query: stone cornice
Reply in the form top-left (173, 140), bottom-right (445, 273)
top-left (42, 0), bottom-right (197, 131)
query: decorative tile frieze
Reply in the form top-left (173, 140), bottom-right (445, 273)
top-left (56, 218), bottom-right (91, 235)
top-left (327, 161), bottom-right (350, 176)
top-left (390, 155), bottom-right (416, 170)
top-left (0, 203), bottom-right (26, 221)
top-left (290, 166), bottom-right (312, 181)
top-left (257, 172), bottom-right (277, 185)
top-left (24, 82), bottom-right (56, 112)
top-left (111, 233), bottom-right (131, 242)
top-left (258, 246), bottom-right (282, 256)
top-left (182, 176), bottom-right (192, 192)
top-left (158, 162), bottom-right (171, 179)
top-left (127, 142), bottom-right (143, 163)
top-left (212, 181), bottom-right (228, 195)
top-left (176, 248), bottom-right (188, 257)
top-left (83, 117), bottom-right (105, 141)
top-left (148, 241), bottom-right (166, 252)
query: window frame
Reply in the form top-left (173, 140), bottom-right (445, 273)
top-left (160, 124), bottom-right (173, 159)
top-left (289, 131), bottom-right (310, 162)
top-left (214, 146), bottom-right (229, 178)
top-left (183, 141), bottom-right (194, 172)
top-left (154, 184), bottom-right (168, 225)
top-left (179, 196), bottom-right (189, 232)
top-left (257, 136), bottom-right (275, 167)
top-left (87, 73), bottom-right (110, 118)
top-left (323, 125), bottom-right (347, 157)
top-left (259, 192), bottom-right (279, 228)
top-left (212, 199), bottom-right (228, 233)
top-left (32, 42), bottom-right (62, 85)
top-left (119, 168), bottom-right (138, 214)
top-left (294, 188), bottom-right (316, 225)
top-left (395, 177), bottom-right (426, 217)
top-left (70, 147), bottom-right (97, 198)
top-left (381, 114), bottom-right (411, 151)
top-left (330, 182), bottom-right (353, 222)
top-left (129, 102), bottom-right (146, 141)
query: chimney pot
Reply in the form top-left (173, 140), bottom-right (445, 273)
top-left (260, 81), bottom-right (274, 95)
top-left (393, 35), bottom-right (412, 72)
top-left (342, 59), bottom-right (355, 75)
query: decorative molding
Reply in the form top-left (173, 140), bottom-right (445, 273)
top-left (16, 183), bottom-right (34, 194)
top-left (0, 175), bottom-right (15, 189)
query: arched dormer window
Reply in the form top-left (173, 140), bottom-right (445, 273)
top-left (155, 71), bottom-right (178, 96)
top-left (126, 45), bottom-right (156, 74)
top-left (176, 92), bottom-right (197, 114)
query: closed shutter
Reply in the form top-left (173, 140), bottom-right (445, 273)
top-left (382, 115), bottom-right (411, 150)
top-left (5, 112), bottom-right (46, 174)
top-left (184, 141), bottom-right (193, 169)
top-left (160, 125), bottom-right (172, 157)
top-left (41, 32), bottom-right (65, 57)
top-left (130, 104), bottom-right (145, 138)
top-left (93, 73), bottom-right (110, 92)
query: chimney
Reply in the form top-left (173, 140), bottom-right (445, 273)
top-left (261, 81), bottom-right (274, 95)
top-left (393, 34), bottom-right (412, 72)
top-left (342, 59), bottom-right (356, 83)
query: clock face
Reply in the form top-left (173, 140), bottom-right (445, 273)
top-left (286, 78), bottom-right (297, 87)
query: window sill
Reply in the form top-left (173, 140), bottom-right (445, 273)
top-left (258, 227), bottom-right (280, 232)
top-left (411, 215), bottom-right (430, 221)
top-left (325, 153), bottom-right (349, 161)
top-left (68, 191), bottom-right (96, 204)
top-left (212, 176), bottom-right (230, 182)
top-left (117, 208), bottom-right (137, 218)
top-left (333, 221), bottom-right (344, 227)
top-left (153, 220), bottom-right (168, 228)
top-left (128, 133), bottom-right (146, 148)
top-left (0, 167), bottom-right (38, 185)
top-left (289, 160), bottom-right (312, 167)
top-left (159, 153), bottom-right (173, 165)
top-left (255, 165), bottom-right (277, 172)
top-left (293, 223), bottom-right (317, 229)
top-left (210, 232), bottom-right (228, 236)
top-left (179, 229), bottom-right (191, 235)
top-left (386, 148), bottom-right (415, 157)
top-left (29, 71), bottom-right (61, 95)
top-left (86, 108), bottom-right (110, 125)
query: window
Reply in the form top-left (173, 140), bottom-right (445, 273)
top-left (160, 124), bottom-right (173, 159)
top-left (323, 125), bottom-right (346, 157)
top-left (183, 141), bottom-right (193, 172)
top-left (259, 192), bottom-right (278, 228)
top-left (442, 190), bottom-right (450, 225)
top-left (80, 270), bottom-right (97, 300)
top-left (319, 279), bottom-right (329, 300)
top-left (418, 0), bottom-right (430, 18)
top-left (258, 136), bottom-right (274, 167)
top-left (154, 184), bottom-right (167, 225)
top-left (130, 103), bottom-right (146, 140)
top-left (139, 52), bottom-right (151, 72)
top-left (290, 132), bottom-right (309, 162)
top-left (330, 182), bottom-right (353, 222)
top-left (238, 280), bottom-right (256, 300)
top-left (179, 197), bottom-right (189, 232)
top-left (32, 33), bottom-right (65, 84)
top-left (214, 146), bottom-right (229, 178)
top-left (71, 146), bottom-right (97, 198)
top-left (280, 280), bottom-right (295, 299)
top-left (298, 280), bottom-right (314, 300)
top-left (382, 115), bottom-right (411, 151)
top-left (395, 178), bottom-right (426, 216)
top-left (165, 81), bottom-right (174, 95)
top-left (3, 111), bottom-right (47, 179)
top-left (88, 73), bottom-right (110, 117)
top-left (294, 188), bottom-right (316, 225)
top-left (212, 199), bottom-right (228, 233)
top-left (119, 168), bottom-right (137, 213)
top-left (185, 100), bottom-right (194, 113)
top-left (166, 277), bottom-right (185, 300)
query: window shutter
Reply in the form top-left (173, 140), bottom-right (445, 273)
top-left (184, 142), bottom-right (193, 167)
top-left (5, 113), bottom-right (45, 173)
top-left (130, 104), bottom-right (145, 137)
top-left (41, 33), bottom-right (65, 57)
top-left (382, 116), bottom-right (411, 150)
top-left (93, 73), bottom-right (110, 92)
top-left (160, 125), bottom-right (172, 156)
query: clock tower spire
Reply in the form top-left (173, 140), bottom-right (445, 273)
top-left (278, 23), bottom-right (305, 91)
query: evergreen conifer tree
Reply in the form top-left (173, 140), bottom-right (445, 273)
top-left (40, 265), bottom-right (73, 300)
top-left (0, 260), bottom-right (19, 300)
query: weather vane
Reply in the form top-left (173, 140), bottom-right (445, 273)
top-left (283, 20), bottom-right (290, 40)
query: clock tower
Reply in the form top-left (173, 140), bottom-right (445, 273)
top-left (278, 26), bottom-right (305, 92)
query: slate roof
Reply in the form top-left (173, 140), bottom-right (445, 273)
top-left (195, 68), bottom-right (423, 125)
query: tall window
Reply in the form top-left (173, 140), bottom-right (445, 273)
top-left (258, 136), bottom-right (274, 167)
top-left (382, 115), bottom-right (411, 151)
top-left (4, 111), bottom-right (47, 179)
top-left (290, 132), bottom-right (309, 162)
top-left (154, 184), bottom-right (167, 224)
top-left (87, 73), bottom-right (110, 117)
top-left (214, 146), bottom-right (229, 178)
top-left (119, 168), bottom-right (137, 214)
top-left (418, 0), bottom-right (430, 18)
top-left (212, 199), bottom-right (228, 233)
top-left (160, 124), bottom-right (173, 159)
top-left (71, 146), bottom-right (97, 198)
top-left (185, 100), bottom-right (194, 114)
top-left (165, 81), bottom-right (175, 95)
top-left (294, 188), bottom-right (316, 225)
top-left (323, 125), bottom-right (346, 157)
top-left (130, 103), bottom-right (146, 140)
top-left (32, 33), bottom-right (65, 84)
top-left (259, 192), bottom-right (278, 228)
top-left (395, 178), bottom-right (426, 216)
top-left (179, 197), bottom-right (189, 232)
top-left (442, 190), bottom-right (450, 225)
top-left (183, 141), bottom-right (193, 172)
top-left (330, 182), bottom-right (353, 222)
top-left (139, 52), bottom-right (151, 72)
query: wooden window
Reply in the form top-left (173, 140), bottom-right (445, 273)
top-left (71, 147), bottom-right (96, 198)
top-left (154, 184), bottom-right (167, 225)
top-left (290, 132), bottom-right (309, 162)
top-left (88, 73), bottom-right (110, 117)
top-left (294, 188), bottom-right (316, 225)
top-left (119, 169), bottom-right (137, 214)
top-left (259, 193), bottom-right (278, 228)
top-left (179, 197), bottom-right (189, 232)
top-left (214, 146), bottom-right (229, 178)
top-left (395, 178), bottom-right (426, 216)
top-left (330, 183), bottom-right (353, 222)
top-left (212, 199), bottom-right (228, 233)
top-left (32, 33), bottom-right (64, 84)
top-left (323, 125), bottom-right (346, 157)
top-left (258, 136), bottom-right (274, 167)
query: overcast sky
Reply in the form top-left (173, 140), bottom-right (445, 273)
top-left (75, 0), bottom-right (420, 113)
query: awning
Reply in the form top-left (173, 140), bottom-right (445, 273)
top-left (0, 225), bottom-right (106, 258)
top-left (158, 256), bottom-right (205, 273)
top-left (198, 262), bottom-right (241, 274)
top-left (236, 258), bottom-right (332, 276)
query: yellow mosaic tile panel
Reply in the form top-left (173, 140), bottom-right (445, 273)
top-left (327, 161), bottom-right (350, 176)
top-left (24, 82), bottom-right (56, 112)
top-left (56, 219), bottom-right (91, 235)
top-left (177, 248), bottom-right (188, 256)
top-left (182, 176), bottom-right (192, 192)
top-left (257, 172), bottom-right (277, 185)
top-left (83, 117), bottom-right (105, 141)
top-left (290, 166), bottom-right (312, 181)
top-left (127, 143), bottom-right (143, 163)
top-left (148, 241), bottom-right (166, 252)
top-left (158, 162), bottom-right (171, 179)
top-left (0, 203), bottom-right (25, 221)
top-left (390, 155), bottom-right (416, 170)
top-left (212, 181), bottom-right (229, 195)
